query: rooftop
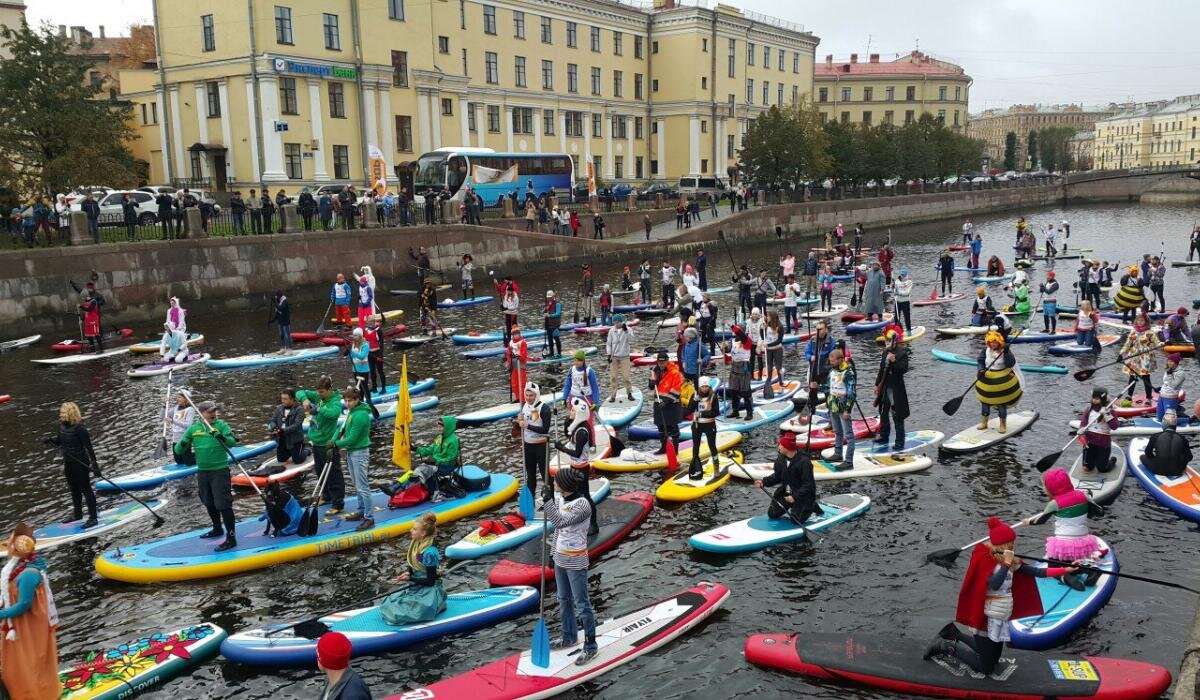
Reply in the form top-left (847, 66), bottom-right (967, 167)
top-left (611, 0), bottom-right (807, 35)
top-left (973, 103), bottom-right (1121, 119)
top-left (815, 50), bottom-right (967, 78)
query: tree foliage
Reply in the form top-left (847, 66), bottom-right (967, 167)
top-left (737, 104), bottom-right (831, 187)
top-left (1025, 131), bottom-right (1038, 169)
top-left (0, 23), bottom-right (139, 198)
top-left (1034, 126), bottom-right (1077, 173)
top-left (1003, 131), bottom-right (1018, 171)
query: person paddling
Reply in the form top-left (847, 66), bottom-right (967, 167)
top-left (76, 281), bottom-right (105, 353)
top-left (0, 523), bottom-right (61, 700)
top-left (349, 328), bottom-right (379, 420)
top-left (500, 282), bottom-right (519, 346)
top-left (975, 331), bottom-right (1021, 434)
top-left (42, 402), bottom-right (99, 529)
top-left (826, 348), bottom-right (856, 467)
top-left (1038, 271), bottom-right (1059, 333)
top-left (176, 400), bottom-right (239, 551)
top-left (1078, 387), bottom-right (1119, 473)
top-left (651, 351), bottom-right (685, 454)
top-left (753, 432), bottom-right (818, 524)
top-left (269, 290), bottom-right (292, 350)
top-left (1024, 468), bottom-right (1104, 591)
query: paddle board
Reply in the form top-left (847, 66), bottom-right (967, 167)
top-left (1047, 334), bottom-right (1120, 355)
top-left (59, 623), bottom-right (227, 700)
top-left (930, 347), bottom-right (1068, 374)
top-left (529, 346), bottom-right (597, 366)
top-left (95, 440), bottom-right (277, 491)
top-left (51, 328), bottom-right (133, 352)
top-left (972, 274), bottom-right (1014, 284)
top-left (799, 304), bottom-right (847, 319)
top-left (1008, 330), bottom-right (1074, 344)
top-left (1113, 392), bottom-right (1176, 419)
top-left (593, 431), bottom-right (742, 472)
top-left (436, 296), bottom-right (494, 308)
top-left (231, 453), bottom-right (316, 488)
top-left (845, 314), bottom-right (893, 334)
top-left (933, 325), bottom-right (989, 336)
top-left (941, 410), bottom-right (1039, 454)
top-left (390, 582), bottom-right (729, 700)
top-left (0, 499), bottom-right (169, 557)
top-left (486, 492), bottom-right (653, 586)
top-left (744, 632), bottom-right (1172, 700)
top-left (778, 416), bottom-right (880, 450)
top-left (32, 345), bottom-right (134, 365)
top-left (0, 334), bottom-right (41, 351)
top-left (597, 390), bottom-right (644, 428)
top-left (126, 353), bottom-right (211, 377)
top-left (95, 467), bottom-right (517, 583)
top-left (1009, 538), bottom-right (1118, 650)
top-left (207, 346), bottom-right (339, 369)
top-left (1171, 260), bottom-right (1200, 267)
top-left (390, 284), bottom-right (452, 296)
top-left (876, 326), bottom-right (926, 343)
top-left (392, 328), bottom-right (459, 346)
top-left (689, 493), bottom-right (870, 553)
top-left (319, 324), bottom-right (406, 346)
top-left (612, 302), bottom-right (657, 313)
top-left (446, 479), bottom-right (611, 559)
top-left (820, 429), bottom-right (944, 460)
top-left (551, 425), bottom-right (615, 470)
top-left (730, 453), bottom-right (932, 482)
top-left (655, 452), bottom-right (743, 502)
top-left (451, 330), bottom-right (506, 344)
top-left (460, 341), bottom-right (546, 359)
top-left (912, 293), bottom-right (965, 306)
top-left (330, 309), bottom-right (405, 324)
top-left (573, 319), bottom-right (641, 334)
top-left (1071, 416), bottom-right (1200, 436)
top-left (456, 391), bottom-right (563, 425)
top-left (128, 333), bottom-right (205, 354)
top-left (1127, 437), bottom-right (1200, 522)
top-left (0, 395), bottom-right (10, 405)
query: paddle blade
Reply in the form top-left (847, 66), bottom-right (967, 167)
top-left (926, 547), bottom-right (966, 567)
top-left (518, 484), bottom-right (535, 520)
top-left (608, 434), bottom-right (626, 456)
top-left (531, 617), bottom-right (550, 668)
top-left (1033, 451), bottom-right (1062, 473)
top-left (941, 395), bottom-right (964, 416)
top-left (294, 619), bottom-right (331, 640)
top-left (665, 439), bottom-right (678, 470)
top-left (1073, 369), bottom-right (1096, 381)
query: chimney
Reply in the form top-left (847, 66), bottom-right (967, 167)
top-left (99, 25), bottom-right (105, 39)
top-left (825, 54), bottom-right (832, 67)
top-left (869, 53), bottom-right (879, 63)
top-left (849, 53), bottom-right (858, 64)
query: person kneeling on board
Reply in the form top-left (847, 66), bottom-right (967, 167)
top-left (265, 390), bottom-right (308, 472)
top-left (160, 321), bottom-right (189, 364)
top-left (414, 416), bottom-right (461, 502)
top-left (380, 512), bottom-right (447, 626)
top-left (554, 398), bottom-right (595, 470)
top-left (924, 517), bottom-right (1078, 675)
top-left (754, 432), bottom-right (818, 524)
top-left (543, 467), bottom-right (600, 665)
top-left (1078, 387), bottom-right (1119, 473)
top-left (1023, 468), bottom-right (1105, 591)
top-left (1139, 410), bottom-right (1192, 478)
top-left (176, 401), bottom-right (240, 551)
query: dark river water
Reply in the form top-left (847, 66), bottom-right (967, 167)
top-left (2, 202), bottom-right (1198, 699)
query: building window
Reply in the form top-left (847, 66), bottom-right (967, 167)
top-left (652, 40), bottom-right (658, 54)
top-left (862, 111), bottom-right (872, 125)
top-left (593, 156), bottom-right (601, 175)
top-left (791, 85), bottom-right (797, 104)
top-left (389, 0), bottom-right (405, 20)
top-left (284, 143), bottom-right (302, 179)
top-left (953, 110), bottom-right (960, 127)
top-left (937, 85), bottom-right (947, 101)
top-left (762, 81), bottom-right (770, 105)
top-left (274, 6), bottom-right (293, 44)
top-left (205, 81), bottom-right (220, 117)
top-left (392, 50), bottom-right (409, 87)
top-left (514, 56), bottom-right (526, 87)
top-left (818, 87), bottom-right (828, 103)
top-left (839, 112), bottom-right (850, 124)
top-left (201, 14), bottom-right (215, 52)
top-left (635, 116), bottom-right (643, 139)
top-left (543, 109), bottom-right (555, 135)
top-left (747, 42), bottom-right (755, 65)
top-left (592, 112), bottom-right (602, 138)
top-left (567, 64), bottom-right (578, 92)
top-left (701, 76), bottom-right (707, 90)
top-left (841, 87), bottom-right (850, 102)
top-left (613, 70), bottom-right (622, 97)
top-left (611, 116), bottom-right (627, 139)
top-left (279, 77), bottom-right (298, 114)
top-left (635, 35), bottom-right (643, 59)
top-left (777, 83), bottom-right (783, 105)
top-left (328, 82), bottom-right (346, 118)
top-left (459, 0), bottom-right (465, 28)
top-left (727, 134), bottom-right (735, 158)
top-left (462, 48), bottom-right (468, 76)
top-left (565, 110), bottom-right (583, 137)
top-left (777, 50), bottom-right (784, 71)
top-left (883, 111), bottom-right (894, 125)
top-left (702, 37), bottom-right (708, 52)
top-left (567, 21), bottom-right (577, 48)
top-left (904, 109), bottom-right (915, 125)
top-left (863, 87), bottom-right (872, 102)
top-left (512, 107), bottom-right (533, 134)
top-left (333, 145), bottom-right (350, 179)
top-left (652, 79), bottom-right (658, 92)
top-left (483, 5), bottom-right (496, 34)
top-left (614, 32), bottom-right (622, 55)
top-left (540, 16), bottom-right (551, 43)
top-left (467, 104), bottom-right (477, 132)
top-left (905, 86), bottom-right (916, 100)
top-left (513, 10), bottom-right (524, 38)
top-left (937, 109), bottom-right (945, 124)
top-left (634, 73), bottom-right (643, 99)
top-left (793, 52), bottom-right (799, 73)
top-left (635, 156), bottom-right (644, 179)
top-left (323, 13), bottom-right (340, 50)
top-left (487, 105), bottom-right (500, 132)
top-left (763, 45), bottom-right (770, 66)
top-left (650, 159), bottom-right (658, 175)
top-left (885, 86), bottom-right (895, 102)
top-left (614, 156), bottom-right (623, 179)
top-left (727, 39), bottom-right (736, 78)
top-left (955, 85), bottom-right (961, 100)
top-left (590, 25), bottom-right (600, 52)
top-left (701, 158), bottom-right (708, 173)
top-left (436, 36), bottom-right (449, 53)
top-left (591, 67), bottom-right (601, 95)
top-left (700, 120), bottom-right (707, 133)
top-left (485, 52), bottom-right (498, 84)
top-left (542, 60), bottom-right (553, 90)
top-left (396, 115), bottom-right (413, 150)
top-left (441, 98), bottom-right (453, 116)
top-left (746, 79), bottom-right (754, 104)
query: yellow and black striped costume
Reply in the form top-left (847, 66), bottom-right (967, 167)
top-left (975, 350), bottom-right (1022, 406)
top-left (1113, 274), bottom-right (1144, 311)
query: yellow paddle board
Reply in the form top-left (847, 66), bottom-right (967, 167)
top-left (655, 451), bottom-right (743, 502)
top-left (593, 431), bottom-right (742, 472)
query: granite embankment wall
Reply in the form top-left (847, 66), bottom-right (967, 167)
top-left (0, 184), bottom-right (1059, 335)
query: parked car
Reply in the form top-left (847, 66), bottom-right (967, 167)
top-left (64, 186), bottom-right (114, 207)
top-left (70, 190), bottom-right (158, 225)
top-left (677, 175), bottom-right (727, 197)
top-left (137, 185), bottom-right (177, 196)
top-left (640, 182), bottom-right (679, 200)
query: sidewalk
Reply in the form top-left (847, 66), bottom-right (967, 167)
top-left (605, 206), bottom-right (734, 245)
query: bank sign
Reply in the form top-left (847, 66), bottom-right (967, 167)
top-left (272, 57), bottom-right (357, 79)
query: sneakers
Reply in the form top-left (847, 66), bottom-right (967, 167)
top-left (829, 453), bottom-right (843, 463)
top-left (62, 512), bottom-right (83, 524)
top-left (198, 528), bottom-right (224, 540)
top-left (550, 639), bottom-right (575, 652)
top-left (575, 648), bottom-right (598, 666)
top-left (81, 517), bottom-right (98, 530)
top-left (342, 512), bottom-right (365, 522)
top-left (355, 518), bottom-right (375, 532)
top-left (214, 537), bottom-right (238, 552)
top-left (627, 392), bottom-right (635, 401)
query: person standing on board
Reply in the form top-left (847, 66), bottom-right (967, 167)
top-left (543, 467), bottom-right (599, 666)
top-left (543, 290), bottom-right (563, 358)
top-left (516, 381), bottom-right (552, 498)
top-left (176, 400), bottom-right (239, 551)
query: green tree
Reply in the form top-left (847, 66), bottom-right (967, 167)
top-left (1036, 126), bottom-right (1077, 173)
top-left (0, 23), bottom-right (139, 198)
top-left (856, 124), bottom-right (899, 184)
top-left (822, 120), bottom-right (863, 184)
top-left (1025, 131), bottom-right (1039, 169)
top-left (1003, 131), bottom-right (1018, 171)
top-left (737, 104), bottom-right (830, 187)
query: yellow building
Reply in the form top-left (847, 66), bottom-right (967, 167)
top-left (0, 2), bottom-right (23, 58)
top-left (813, 51), bottom-right (970, 131)
top-left (968, 104), bottom-right (1115, 166)
top-left (124, 0), bottom-right (817, 196)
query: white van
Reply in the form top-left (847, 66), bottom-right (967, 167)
top-left (677, 175), bottom-right (727, 197)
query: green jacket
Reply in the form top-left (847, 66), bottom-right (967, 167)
top-left (175, 418), bottom-right (237, 471)
top-left (335, 402), bottom-right (372, 450)
top-left (297, 388), bottom-right (342, 446)
top-left (416, 415), bottom-right (460, 466)
top-left (1012, 285), bottom-right (1031, 314)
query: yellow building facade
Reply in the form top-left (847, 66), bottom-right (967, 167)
top-left (813, 51), bottom-right (970, 131)
top-left (124, 0), bottom-right (817, 195)
top-left (1091, 97), bottom-right (1200, 171)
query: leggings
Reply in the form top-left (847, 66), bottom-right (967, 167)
top-left (765, 347), bottom-right (784, 391)
top-left (940, 274), bottom-right (953, 295)
top-left (820, 288), bottom-right (832, 311)
top-left (1083, 442), bottom-right (1112, 472)
top-left (895, 301), bottom-right (912, 331)
top-left (1150, 285), bottom-right (1165, 312)
top-left (948, 629), bottom-right (1004, 675)
top-left (368, 349), bottom-right (386, 392)
top-left (784, 306), bottom-right (798, 332)
top-left (691, 421), bottom-right (719, 474)
top-left (544, 327), bottom-right (562, 356)
top-left (503, 313), bottom-right (517, 345)
top-left (312, 444), bottom-right (345, 508)
top-left (1126, 374), bottom-right (1154, 400)
top-left (65, 464), bottom-right (97, 520)
top-left (354, 373), bottom-right (380, 418)
top-left (522, 441), bottom-right (547, 497)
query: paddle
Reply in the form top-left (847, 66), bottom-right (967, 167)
top-left (752, 481), bottom-right (813, 540)
top-left (1073, 342), bottom-right (1166, 381)
top-left (1034, 379), bottom-right (1136, 472)
top-left (297, 444), bottom-right (336, 537)
top-left (315, 301), bottom-right (333, 335)
top-left (845, 351), bottom-right (877, 440)
top-left (941, 349), bottom-right (1006, 416)
top-left (287, 559), bottom-right (473, 639)
top-left (180, 392), bottom-right (291, 531)
top-left (1013, 552), bottom-right (1200, 595)
top-left (151, 370), bottom-right (174, 460)
top-left (925, 518), bottom-right (1033, 567)
top-left (530, 391), bottom-right (559, 669)
top-left (94, 464), bottom-right (166, 526)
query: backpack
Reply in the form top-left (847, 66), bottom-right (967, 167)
top-left (478, 513), bottom-right (527, 536)
top-left (388, 481), bottom-right (429, 508)
top-left (679, 378), bottom-right (696, 411)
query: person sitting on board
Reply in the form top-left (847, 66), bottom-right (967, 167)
top-left (266, 390), bottom-right (308, 471)
top-left (1078, 387), bottom-right (1119, 473)
top-left (563, 350), bottom-right (601, 416)
top-left (165, 391), bottom-right (197, 463)
top-left (1140, 409), bottom-right (1193, 478)
top-left (1023, 467), bottom-right (1105, 590)
top-left (554, 397), bottom-right (595, 471)
top-left (543, 467), bottom-right (599, 666)
top-left (176, 400), bottom-right (240, 551)
top-left (331, 273), bottom-right (353, 328)
top-left (975, 331), bottom-right (1021, 434)
top-left (1160, 307), bottom-right (1190, 344)
top-left (1005, 278), bottom-right (1030, 315)
top-left (970, 287), bottom-right (994, 327)
top-left (753, 432), bottom-right (818, 522)
top-left (1038, 271), bottom-right (1059, 333)
top-left (924, 517), bottom-right (1078, 674)
top-left (380, 512), bottom-right (447, 626)
top-left (0, 523), bottom-right (62, 700)
top-left (415, 416), bottom-right (461, 503)
top-left (1114, 265), bottom-right (1146, 324)
top-left (984, 256), bottom-right (1005, 277)
top-left (159, 321), bottom-right (189, 364)
top-left (1073, 300), bottom-right (1100, 350)
top-left (1158, 353), bottom-right (1186, 421)
top-left (316, 631), bottom-right (371, 700)
top-left (42, 401), bottom-right (100, 528)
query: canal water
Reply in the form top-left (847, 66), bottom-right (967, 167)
top-left (1, 202), bottom-right (1198, 698)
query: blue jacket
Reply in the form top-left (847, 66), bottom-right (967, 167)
top-left (804, 334), bottom-right (835, 375)
top-left (331, 280), bottom-right (352, 305)
top-left (679, 336), bottom-right (711, 375)
top-left (803, 257), bottom-right (819, 276)
top-left (357, 283), bottom-right (373, 310)
top-left (350, 342), bottom-right (370, 372)
top-left (563, 364), bottom-right (600, 405)
top-left (969, 238), bottom-right (982, 255)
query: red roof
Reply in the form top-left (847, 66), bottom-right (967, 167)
top-left (815, 51), bottom-right (966, 79)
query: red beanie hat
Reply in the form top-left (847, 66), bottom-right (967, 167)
top-left (987, 516), bottom-right (1016, 546)
top-left (317, 631), bottom-right (352, 671)
top-left (778, 432), bottom-right (798, 451)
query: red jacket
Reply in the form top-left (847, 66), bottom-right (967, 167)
top-left (954, 544), bottom-right (1042, 632)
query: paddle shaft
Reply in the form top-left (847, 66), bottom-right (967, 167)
top-left (943, 349), bottom-right (1006, 415)
top-left (1062, 379), bottom-right (1137, 444)
top-left (156, 370), bottom-right (174, 455)
top-left (316, 301), bottom-right (333, 334)
top-left (929, 519), bottom-right (1030, 563)
top-left (180, 393), bottom-right (272, 502)
top-left (1075, 342), bottom-right (1166, 381)
top-left (95, 465), bottom-right (165, 525)
top-left (753, 482), bottom-right (812, 538)
top-left (1014, 552), bottom-right (1200, 595)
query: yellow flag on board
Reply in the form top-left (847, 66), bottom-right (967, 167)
top-left (392, 354), bottom-right (414, 469)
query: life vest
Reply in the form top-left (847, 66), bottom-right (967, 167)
top-left (478, 513), bottom-right (528, 536)
top-left (521, 402), bottom-right (547, 444)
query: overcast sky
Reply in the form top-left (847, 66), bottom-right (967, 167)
top-left (24, 0), bottom-right (1200, 112)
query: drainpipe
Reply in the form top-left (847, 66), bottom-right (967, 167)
top-left (351, 0), bottom-right (370, 184)
top-left (709, 11), bottom-right (717, 177)
top-left (646, 12), bottom-right (653, 180)
top-left (151, 0), bottom-right (174, 181)
top-left (247, 0), bottom-right (266, 190)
